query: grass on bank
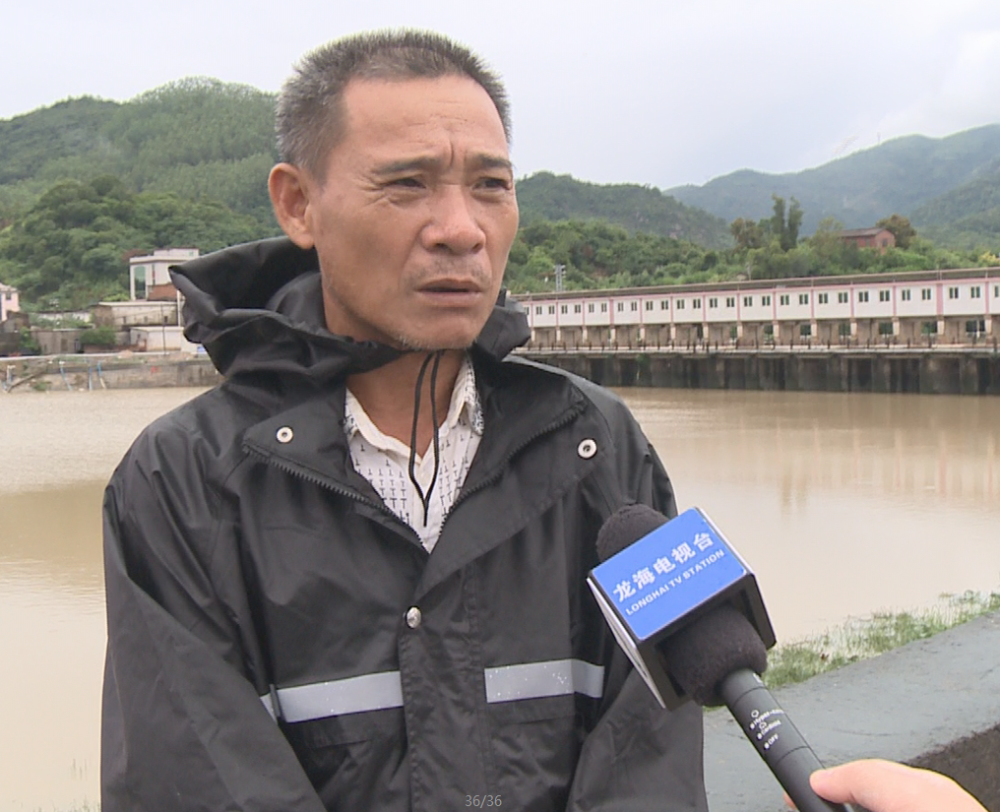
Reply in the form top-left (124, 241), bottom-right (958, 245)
top-left (765, 589), bottom-right (1000, 688)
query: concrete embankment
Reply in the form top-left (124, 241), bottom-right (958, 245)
top-left (521, 348), bottom-right (1000, 395)
top-left (704, 610), bottom-right (1000, 811)
top-left (3, 354), bottom-right (221, 391)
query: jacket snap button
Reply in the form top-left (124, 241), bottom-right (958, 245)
top-left (276, 426), bottom-right (294, 444)
top-left (405, 607), bottom-right (422, 629)
top-left (577, 438), bottom-right (597, 459)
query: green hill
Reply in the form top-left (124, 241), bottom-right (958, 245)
top-left (910, 160), bottom-right (1000, 249)
top-left (667, 125), bottom-right (1000, 243)
top-left (516, 172), bottom-right (731, 249)
top-left (0, 78), bottom-right (280, 231)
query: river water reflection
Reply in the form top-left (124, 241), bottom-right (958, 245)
top-left (1, 386), bottom-right (998, 811)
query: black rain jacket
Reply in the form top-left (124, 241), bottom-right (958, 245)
top-left (101, 238), bottom-right (708, 812)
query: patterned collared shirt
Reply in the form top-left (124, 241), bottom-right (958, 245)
top-left (344, 355), bottom-right (484, 553)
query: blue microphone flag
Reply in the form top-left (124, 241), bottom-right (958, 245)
top-left (588, 507), bottom-right (775, 709)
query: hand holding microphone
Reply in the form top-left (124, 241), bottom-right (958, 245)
top-left (589, 504), bottom-right (854, 812)
top-left (806, 760), bottom-right (987, 812)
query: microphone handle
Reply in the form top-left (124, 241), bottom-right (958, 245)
top-left (719, 668), bottom-right (854, 812)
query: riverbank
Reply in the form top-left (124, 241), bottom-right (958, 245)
top-left (706, 609), bottom-right (1000, 812)
top-left (2, 353), bottom-right (220, 392)
top-left (7, 345), bottom-right (1000, 395)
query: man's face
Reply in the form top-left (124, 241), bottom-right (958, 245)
top-left (286, 75), bottom-right (518, 350)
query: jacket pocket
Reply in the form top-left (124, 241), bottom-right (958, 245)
top-left (282, 708), bottom-right (408, 808)
top-left (488, 696), bottom-right (584, 812)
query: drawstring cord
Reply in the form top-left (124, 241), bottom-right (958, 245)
top-left (408, 351), bottom-right (444, 527)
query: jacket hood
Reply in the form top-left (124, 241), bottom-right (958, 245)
top-left (170, 238), bottom-right (531, 381)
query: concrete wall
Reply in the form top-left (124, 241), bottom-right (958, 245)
top-left (8, 357), bottom-right (221, 391)
top-left (704, 611), bottom-right (1000, 812)
top-left (523, 349), bottom-right (1000, 396)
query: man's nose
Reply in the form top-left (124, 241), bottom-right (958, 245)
top-left (424, 186), bottom-right (486, 254)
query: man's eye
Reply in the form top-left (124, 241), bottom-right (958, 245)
top-left (480, 177), bottom-right (512, 190)
top-left (390, 177), bottom-right (424, 189)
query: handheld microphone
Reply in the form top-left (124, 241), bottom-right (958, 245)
top-left (588, 504), bottom-right (853, 812)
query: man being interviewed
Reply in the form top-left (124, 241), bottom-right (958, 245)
top-left (100, 30), bottom-right (707, 812)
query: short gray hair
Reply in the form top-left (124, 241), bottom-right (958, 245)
top-left (276, 30), bottom-right (511, 178)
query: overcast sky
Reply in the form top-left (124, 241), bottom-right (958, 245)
top-left (4, 0), bottom-right (999, 190)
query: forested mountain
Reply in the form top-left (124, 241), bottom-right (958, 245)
top-left (516, 172), bottom-right (732, 249)
top-left (0, 79), bottom-right (280, 231)
top-left (667, 125), bottom-right (1000, 244)
top-left (1, 79), bottom-right (997, 311)
top-left (910, 161), bottom-right (1000, 249)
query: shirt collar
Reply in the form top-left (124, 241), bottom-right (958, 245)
top-left (344, 353), bottom-right (483, 445)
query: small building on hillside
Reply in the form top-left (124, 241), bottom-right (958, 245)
top-left (838, 227), bottom-right (896, 253)
top-left (129, 248), bottom-right (199, 301)
top-left (0, 283), bottom-right (20, 322)
top-left (93, 300), bottom-right (182, 329)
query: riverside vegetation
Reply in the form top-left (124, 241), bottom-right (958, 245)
top-left (766, 588), bottom-right (1000, 687)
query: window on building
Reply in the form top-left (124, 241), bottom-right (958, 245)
top-left (560, 304), bottom-right (568, 314)
top-left (587, 303), bottom-right (595, 313)
top-left (818, 293), bottom-right (829, 304)
top-left (630, 301), bottom-right (638, 312)
top-left (708, 297), bottom-right (718, 308)
top-left (798, 293), bottom-right (808, 305)
top-left (726, 297), bottom-right (736, 308)
top-left (948, 287), bottom-right (959, 299)
top-left (858, 291), bottom-right (869, 303)
top-left (901, 289), bottom-right (911, 301)
top-left (995, 285), bottom-right (999, 298)
top-left (761, 295), bottom-right (772, 306)
top-left (921, 321), bottom-right (938, 335)
top-left (600, 303), bottom-right (608, 313)
top-left (763, 324), bottom-right (774, 336)
top-left (645, 301), bottom-right (653, 311)
top-left (779, 294), bottom-right (790, 306)
top-left (616, 302), bottom-right (624, 312)
top-left (535, 306), bottom-right (542, 315)
top-left (547, 305), bottom-right (555, 315)
top-left (966, 319), bottom-right (986, 336)
top-left (878, 322), bottom-right (894, 336)
top-left (838, 292), bottom-right (848, 304)
top-left (573, 304), bottom-right (582, 313)
top-left (676, 299), bottom-right (686, 310)
top-left (743, 296), bottom-right (753, 307)
top-left (971, 286), bottom-right (982, 299)
top-left (661, 299), bottom-right (669, 310)
top-left (838, 322), bottom-right (851, 337)
top-left (799, 324), bottom-right (812, 337)
top-left (922, 288), bottom-right (932, 300)
top-left (692, 298), bottom-right (702, 308)
top-left (879, 290), bottom-right (890, 302)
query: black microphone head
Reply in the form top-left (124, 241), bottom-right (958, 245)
top-left (659, 604), bottom-right (768, 707)
top-left (596, 503), bottom-right (670, 563)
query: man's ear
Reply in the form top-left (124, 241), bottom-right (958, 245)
top-left (269, 163), bottom-right (316, 249)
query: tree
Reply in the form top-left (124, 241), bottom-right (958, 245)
top-left (770, 194), bottom-right (802, 251)
top-left (876, 214), bottom-right (917, 250)
top-left (730, 217), bottom-right (764, 252)
top-left (785, 197), bottom-right (803, 251)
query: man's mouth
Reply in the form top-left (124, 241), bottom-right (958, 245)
top-left (419, 280), bottom-right (482, 295)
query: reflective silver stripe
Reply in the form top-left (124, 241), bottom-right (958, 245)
top-left (484, 659), bottom-right (605, 703)
top-left (260, 671), bottom-right (403, 723)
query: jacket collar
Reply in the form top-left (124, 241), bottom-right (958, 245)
top-left (171, 237), bottom-right (530, 383)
